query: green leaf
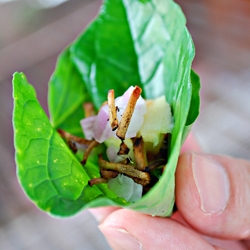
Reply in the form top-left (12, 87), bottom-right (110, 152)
top-left (186, 70), bottom-right (201, 127)
top-left (13, 72), bottom-right (124, 216)
top-left (182, 69), bottom-right (201, 143)
top-left (70, 2), bottom-right (142, 108)
top-left (14, 0), bottom-right (200, 217)
top-left (48, 49), bottom-right (90, 136)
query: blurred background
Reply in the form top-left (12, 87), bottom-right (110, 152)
top-left (0, 0), bottom-right (249, 249)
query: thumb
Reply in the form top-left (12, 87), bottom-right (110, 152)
top-left (176, 152), bottom-right (250, 239)
top-left (99, 209), bottom-right (217, 250)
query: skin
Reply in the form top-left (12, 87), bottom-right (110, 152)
top-left (89, 134), bottom-right (250, 249)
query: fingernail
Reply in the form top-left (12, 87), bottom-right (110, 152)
top-left (99, 226), bottom-right (143, 250)
top-left (192, 154), bottom-right (230, 214)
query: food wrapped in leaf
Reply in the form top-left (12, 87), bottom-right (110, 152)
top-left (12, 0), bottom-right (200, 217)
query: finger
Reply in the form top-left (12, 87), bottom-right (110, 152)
top-left (99, 209), bottom-right (217, 250)
top-left (172, 212), bottom-right (247, 250)
top-left (176, 152), bottom-right (250, 239)
top-left (89, 207), bottom-right (119, 223)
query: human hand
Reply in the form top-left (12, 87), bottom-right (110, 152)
top-left (89, 135), bottom-right (250, 249)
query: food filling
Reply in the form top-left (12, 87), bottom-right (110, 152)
top-left (58, 86), bottom-right (173, 202)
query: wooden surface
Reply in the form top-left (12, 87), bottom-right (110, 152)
top-left (0, 0), bottom-right (249, 249)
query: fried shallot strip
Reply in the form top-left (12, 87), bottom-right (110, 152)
top-left (98, 155), bottom-right (150, 186)
top-left (144, 159), bottom-right (166, 172)
top-left (116, 86), bottom-right (142, 140)
top-left (107, 89), bottom-right (118, 131)
top-left (81, 140), bottom-right (99, 165)
top-left (83, 102), bottom-right (96, 117)
top-left (100, 169), bottom-right (119, 179)
top-left (57, 129), bottom-right (92, 145)
top-left (117, 141), bottom-right (130, 155)
top-left (132, 136), bottom-right (148, 171)
top-left (88, 178), bottom-right (108, 187)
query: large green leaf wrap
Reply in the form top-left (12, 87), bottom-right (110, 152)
top-left (13, 0), bottom-right (200, 217)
